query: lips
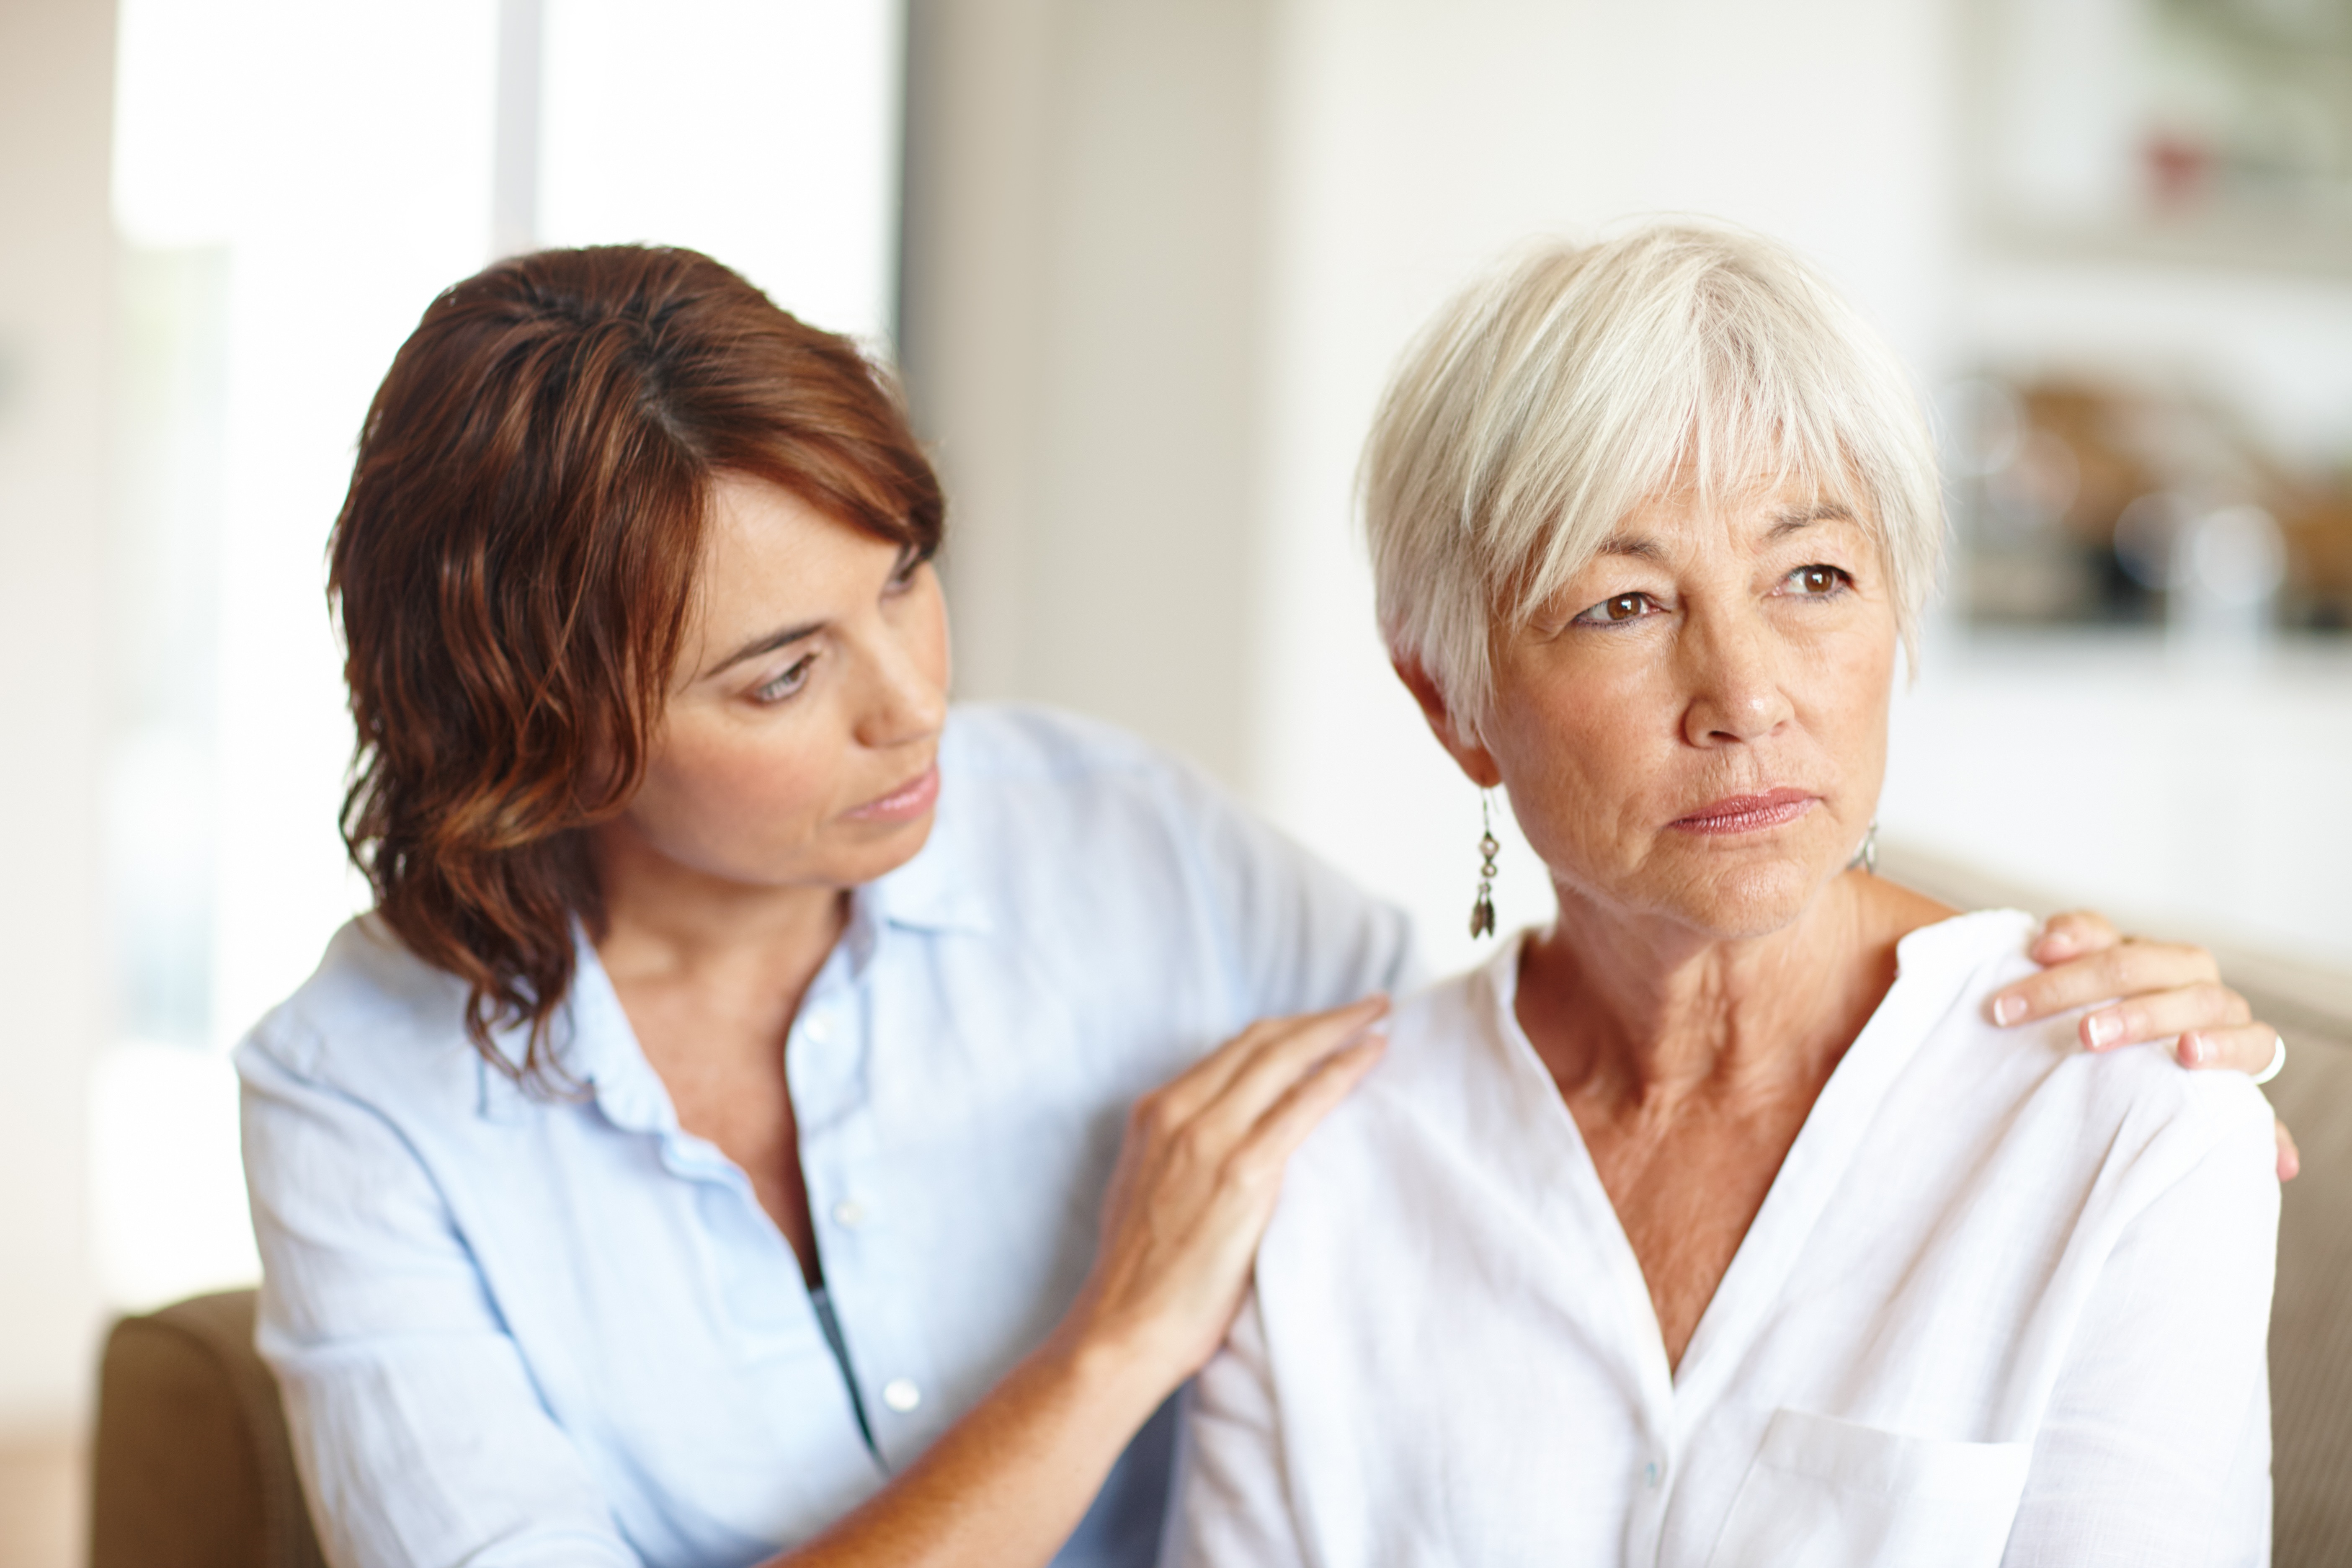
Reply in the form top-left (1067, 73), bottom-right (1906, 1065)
top-left (846, 763), bottom-right (941, 823)
top-left (1669, 787), bottom-right (1817, 836)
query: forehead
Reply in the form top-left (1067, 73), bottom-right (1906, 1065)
top-left (684, 476), bottom-right (900, 653)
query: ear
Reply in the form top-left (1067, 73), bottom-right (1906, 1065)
top-left (1392, 656), bottom-right (1503, 789)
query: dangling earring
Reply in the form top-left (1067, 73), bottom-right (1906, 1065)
top-left (1848, 818), bottom-right (1879, 875)
top-left (1469, 792), bottom-right (1501, 938)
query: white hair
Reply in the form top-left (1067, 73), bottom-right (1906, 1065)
top-left (1361, 222), bottom-right (1943, 732)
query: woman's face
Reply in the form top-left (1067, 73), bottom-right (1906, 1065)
top-left (1426, 476), bottom-right (1898, 941)
top-left (600, 474), bottom-right (951, 895)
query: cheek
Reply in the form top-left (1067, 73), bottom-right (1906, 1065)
top-left (631, 719), bottom-right (838, 859)
top-left (1491, 665), bottom-right (1663, 855)
top-left (1804, 627), bottom-right (1897, 785)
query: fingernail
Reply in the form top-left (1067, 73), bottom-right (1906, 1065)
top-left (1993, 995), bottom-right (2025, 1026)
top-left (2178, 1033), bottom-right (2207, 1067)
top-left (2084, 1013), bottom-right (2120, 1050)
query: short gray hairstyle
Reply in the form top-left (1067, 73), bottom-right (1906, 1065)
top-left (1361, 223), bottom-right (1943, 732)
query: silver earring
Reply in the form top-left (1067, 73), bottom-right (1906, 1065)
top-left (1848, 818), bottom-right (1878, 875)
top-left (1469, 792), bottom-right (1501, 938)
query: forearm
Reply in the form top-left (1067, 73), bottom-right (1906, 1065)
top-left (776, 999), bottom-right (1387, 1567)
top-left (771, 1323), bottom-right (1168, 1568)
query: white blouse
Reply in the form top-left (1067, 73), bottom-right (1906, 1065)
top-left (1167, 910), bottom-right (2277, 1568)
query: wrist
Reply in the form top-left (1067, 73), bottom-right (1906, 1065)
top-left (1034, 1300), bottom-right (1191, 1438)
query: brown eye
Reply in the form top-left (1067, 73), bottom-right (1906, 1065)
top-left (1572, 591), bottom-right (1657, 627)
top-left (1790, 566), bottom-right (1846, 596)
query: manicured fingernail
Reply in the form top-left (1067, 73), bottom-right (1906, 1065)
top-left (1993, 995), bottom-right (2025, 1026)
top-left (2084, 1013), bottom-right (2120, 1049)
top-left (2178, 1033), bottom-right (2208, 1067)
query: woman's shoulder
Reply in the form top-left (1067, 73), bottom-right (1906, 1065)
top-left (235, 914), bottom-right (481, 1092)
top-left (944, 701), bottom-right (1191, 785)
top-left (1278, 944), bottom-right (1535, 1186)
top-left (1891, 908), bottom-right (2275, 1187)
top-left (934, 702), bottom-right (1248, 864)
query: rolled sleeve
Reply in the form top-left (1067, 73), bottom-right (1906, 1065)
top-left (239, 1031), bottom-right (641, 1568)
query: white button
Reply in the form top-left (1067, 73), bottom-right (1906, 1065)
top-left (802, 1018), bottom-right (830, 1044)
top-left (832, 1199), bottom-right (867, 1229)
top-left (881, 1378), bottom-right (921, 1413)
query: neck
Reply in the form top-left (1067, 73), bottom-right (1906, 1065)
top-left (1517, 874), bottom-right (1890, 1114)
top-left (589, 823), bottom-right (848, 993)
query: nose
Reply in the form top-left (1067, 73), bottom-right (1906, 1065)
top-left (853, 621), bottom-right (948, 751)
top-left (1678, 605), bottom-right (1793, 748)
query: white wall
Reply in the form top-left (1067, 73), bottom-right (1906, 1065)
top-left (0, 0), bottom-right (115, 1432)
top-left (903, 0), bottom-right (1274, 789)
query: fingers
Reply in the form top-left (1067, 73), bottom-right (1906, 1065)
top-left (1234, 1036), bottom-right (1388, 1177)
top-left (1077, 1002), bottom-right (1393, 1385)
top-left (2074, 982), bottom-right (2252, 1052)
top-left (2030, 909), bottom-right (2120, 964)
top-left (2276, 1119), bottom-right (2302, 1183)
top-left (2174, 1021), bottom-right (2280, 1071)
top-left (1160, 998), bottom-right (1388, 1145)
top-left (1991, 938), bottom-right (2220, 1027)
top-left (1147, 995), bottom-right (1387, 1125)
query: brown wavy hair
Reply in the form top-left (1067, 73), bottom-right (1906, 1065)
top-left (329, 245), bottom-right (942, 1087)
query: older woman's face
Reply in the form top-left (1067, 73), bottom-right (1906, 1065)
top-left (1443, 477), bottom-right (1898, 941)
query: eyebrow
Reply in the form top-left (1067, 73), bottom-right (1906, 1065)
top-left (1598, 534), bottom-right (1665, 561)
top-left (1767, 501), bottom-right (1856, 537)
top-left (706, 619), bottom-right (826, 678)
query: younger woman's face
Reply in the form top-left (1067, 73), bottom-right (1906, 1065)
top-left (600, 474), bottom-right (951, 896)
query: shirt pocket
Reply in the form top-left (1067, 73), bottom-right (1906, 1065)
top-left (1705, 1409), bottom-right (2031, 1568)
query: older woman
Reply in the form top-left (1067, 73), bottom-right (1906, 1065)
top-left (1168, 226), bottom-right (2278, 1566)
top-left (242, 244), bottom-right (2275, 1568)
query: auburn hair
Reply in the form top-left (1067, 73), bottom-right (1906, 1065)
top-left (329, 245), bottom-right (943, 1086)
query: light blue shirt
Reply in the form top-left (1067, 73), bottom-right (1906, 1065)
top-left (237, 705), bottom-right (1416, 1568)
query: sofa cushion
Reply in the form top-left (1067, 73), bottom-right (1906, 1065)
top-left (90, 1289), bottom-right (325, 1568)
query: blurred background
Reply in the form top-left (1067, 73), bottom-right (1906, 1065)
top-left (3, 0), bottom-right (2348, 1557)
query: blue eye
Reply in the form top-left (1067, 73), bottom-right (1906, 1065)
top-left (753, 653), bottom-right (817, 704)
top-left (1573, 592), bottom-right (1657, 626)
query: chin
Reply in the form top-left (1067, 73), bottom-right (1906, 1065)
top-left (1660, 853), bottom-right (1834, 941)
top-left (830, 809), bottom-right (940, 883)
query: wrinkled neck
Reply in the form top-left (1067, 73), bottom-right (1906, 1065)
top-left (1517, 875), bottom-right (1887, 1114)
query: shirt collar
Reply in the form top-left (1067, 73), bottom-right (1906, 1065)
top-left (472, 926), bottom-right (677, 1133)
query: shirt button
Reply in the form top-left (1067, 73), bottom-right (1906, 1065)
top-left (832, 1198), bottom-right (867, 1229)
top-left (881, 1378), bottom-right (922, 1413)
top-left (1645, 1461), bottom-right (1660, 1488)
top-left (802, 1018), bottom-right (831, 1044)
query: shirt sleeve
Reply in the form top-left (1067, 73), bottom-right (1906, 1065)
top-left (238, 1032), bottom-right (643, 1568)
top-left (1159, 1288), bottom-right (1310, 1568)
top-left (1160, 758), bottom-right (1421, 1021)
top-left (2001, 1097), bottom-right (2278, 1568)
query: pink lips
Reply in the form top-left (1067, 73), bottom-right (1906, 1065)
top-left (1669, 787), bottom-right (1817, 836)
top-left (846, 763), bottom-right (940, 823)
